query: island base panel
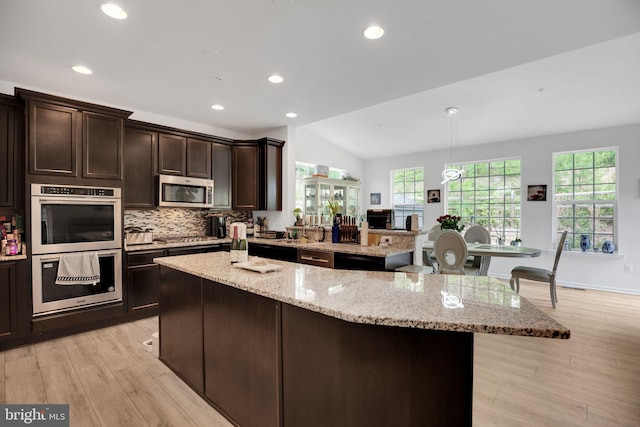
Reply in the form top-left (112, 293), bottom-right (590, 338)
top-left (282, 304), bottom-right (473, 427)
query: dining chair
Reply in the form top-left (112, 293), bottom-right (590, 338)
top-left (433, 230), bottom-right (468, 274)
top-left (423, 224), bottom-right (441, 270)
top-left (463, 225), bottom-right (491, 270)
top-left (509, 231), bottom-right (568, 308)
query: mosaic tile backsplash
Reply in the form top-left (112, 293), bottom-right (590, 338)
top-left (124, 208), bottom-right (252, 239)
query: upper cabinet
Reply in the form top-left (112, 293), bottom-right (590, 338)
top-left (212, 142), bottom-right (232, 209)
top-left (232, 137), bottom-right (284, 211)
top-left (124, 124), bottom-right (157, 209)
top-left (17, 89), bottom-right (132, 182)
top-left (0, 94), bottom-right (24, 209)
top-left (124, 120), bottom-right (233, 209)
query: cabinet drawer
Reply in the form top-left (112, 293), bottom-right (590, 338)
top-left (127, 250), bottom-right (164, 266)
top-left (297, 249), bottom-right (334, 268)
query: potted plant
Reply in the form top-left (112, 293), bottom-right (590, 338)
top-left (326, 199), bottom-right (342, 224)
top-left (293, 208), bottom-right (304, 226)
top-left (511, 237), bottom-right (522, 246)
top-left (436, 214), bottom-right (465, 232)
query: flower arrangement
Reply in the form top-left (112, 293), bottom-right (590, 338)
top-left (437, 214), bottom-right (465, 232)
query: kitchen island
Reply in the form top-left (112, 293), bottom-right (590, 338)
top-left (155, 252), bottom-right (569, 427)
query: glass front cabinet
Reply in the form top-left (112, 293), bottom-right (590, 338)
top-left (303, 177), bottom-right (360, 224)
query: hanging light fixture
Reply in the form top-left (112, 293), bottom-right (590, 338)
top-left (441, 106), bottom-right (465, 184)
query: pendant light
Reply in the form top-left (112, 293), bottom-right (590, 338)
top-left (441, 106), bottom-right (465, 184)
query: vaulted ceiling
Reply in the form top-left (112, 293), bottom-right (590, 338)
top-left (1, 0), bottom-right (639, 159)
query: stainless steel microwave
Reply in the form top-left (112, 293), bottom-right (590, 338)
top-left (158, 175), bottom-right (214, 208)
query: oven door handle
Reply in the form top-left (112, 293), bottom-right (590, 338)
top-left (38, 198), bottom-right (118, 204)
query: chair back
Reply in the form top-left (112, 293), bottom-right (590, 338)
top-left (464, 225), bottom-right (491, 244)
top-left (434, 230), bottom-right (468, 274)
top-left (427, 224), bottom-right (441, 240)
top-left (552, 231), bottom-right (568, 274)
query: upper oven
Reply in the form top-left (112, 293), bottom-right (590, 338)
top-left (31, 183), bottom-right (122, 254)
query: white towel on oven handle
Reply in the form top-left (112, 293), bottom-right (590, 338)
top-left (55, 252), bottom-right (101, 285)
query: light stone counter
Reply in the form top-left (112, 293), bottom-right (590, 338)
top-left (248, 237), bottom-right (412, 257)
top-left (154, 251), bottom-right (569, 339)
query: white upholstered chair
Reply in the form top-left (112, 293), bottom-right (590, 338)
top-left (509, 231), bottom-right (568, 308)
top-left (463, 225), bottom-right (491, 272)
top-left (433, 230), bottom-right (468, 275)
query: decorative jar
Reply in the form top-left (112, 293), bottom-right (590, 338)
top-left (580, 234), bottom-right (591, 252)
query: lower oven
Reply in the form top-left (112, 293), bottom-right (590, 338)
top-left (31, 249), bottom-right (123, 316)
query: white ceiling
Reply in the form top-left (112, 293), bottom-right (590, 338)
top-left (1, 0), bottom-right (639, 159)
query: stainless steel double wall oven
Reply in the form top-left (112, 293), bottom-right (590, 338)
top-left (30, 183), bottom-right (123, 316)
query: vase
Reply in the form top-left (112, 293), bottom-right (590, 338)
top-left (580, 234), bottom-right (591, 252)
top-left (602, 240), bottom-right (615, 254)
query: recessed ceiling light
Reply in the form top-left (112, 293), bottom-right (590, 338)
top-left (363, 25), bottom-right (384, 40)
top-left (285, 112), bottom-right (297, 118)
top-left (211, 104), bottom-right (224, 111)
top-left (101, 3), bottom-right (127, 20)
top-left (72, 65), bottom-right (93, 75)
top-left (267, 74), bottom-right (284, 84)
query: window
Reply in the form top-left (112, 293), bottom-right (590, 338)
top-left (446, 159), bottom-right (521, 242)
top-left (392, 167), bottom-right (424, 228)
top-left (554, 148), bottom-right (617, 250)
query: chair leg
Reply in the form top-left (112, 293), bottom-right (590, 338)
top-left (515, 277), bottom-right (520, 293)
top-left (550, 279), bottom-right (557, 309)
top-left (509, 276), bottom-right (515, 291)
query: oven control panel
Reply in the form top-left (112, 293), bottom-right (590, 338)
top-left (35, 185), bottom-right (118, 197)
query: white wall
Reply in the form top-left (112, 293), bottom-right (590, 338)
top-left (364, 123), bottom-right (640, 294)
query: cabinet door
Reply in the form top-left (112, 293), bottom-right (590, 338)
top-left (124, 127), bottom-right (157, 208)
top-left (83, 112), bottom-right (123, 180)
top-left (127, 264), bottom-right (160, 312)
top-left (0, 103), bottom-right (15, 207)
top-left (158, 133), bottom-right (186, 176)
top-left (186, 138), bottom-right (211, 178)
top-left (212, 142), bottom-right (232, 209)
top-left (28, 102), bottom-right (80, 176)
top-left (203, 281), bottom-right (280, 427)
top-left (232, 145), bottom-right (259, 210)
top-left (0, 263), bottom-right (17, 338)
top-left (262, 142), bottom-right (282, 210)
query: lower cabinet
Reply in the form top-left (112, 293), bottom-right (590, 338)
top-left (334, 251), bottom-right (412, 271)
top-left (250, 243), bottom-right (297, 262)
top-left (0, 260), bottom-right (28, 345)
top-left (126, 250), bottom-right (164, 312)
top-left (203, 281), bottom-right (280, 427)
top-left (159, 267), bottom-right (204, 393)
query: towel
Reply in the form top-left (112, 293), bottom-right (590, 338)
top-left (55, 252), bottom-right (100, 285)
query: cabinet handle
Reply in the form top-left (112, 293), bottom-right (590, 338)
top-left (300, 255), bottom-right (329, 263)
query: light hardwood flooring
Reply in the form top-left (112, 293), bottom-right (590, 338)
top-left (2, 280), bottom-right (640, 426)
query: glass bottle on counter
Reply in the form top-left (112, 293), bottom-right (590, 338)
top-left (230, 225), bottom-right (240, 264)
top-left (238, 232), bottom-right (249, 263)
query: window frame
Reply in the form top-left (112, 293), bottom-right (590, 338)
top-left (552, 147), bottom-right (618, 251)
top-left (444, 157), bottom-right (521, 243)
top-left (391, 166), bottom-right (425, 229)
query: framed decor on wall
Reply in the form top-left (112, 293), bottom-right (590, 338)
top-left (428, 189), bottom-right (441, 203)
top-left (370, 193), bottom-right (381, 205)
top-left (527, 185), bottom-right (547, 201)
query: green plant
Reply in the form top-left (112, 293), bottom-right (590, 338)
top-left (326, 199), bottom-right (342, 216)
top-left (292, 207), bottom-right (303, 220)
top-left (437, 214), bottom-right (465, 232)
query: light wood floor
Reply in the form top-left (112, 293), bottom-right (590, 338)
top-left (1, 280), bottom-right (639, 426)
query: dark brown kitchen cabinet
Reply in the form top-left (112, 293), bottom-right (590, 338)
top-left (124, 125), bottom-right (157, 208)
top-left (0, 261), bottom-right (29, 344)
top-left (126, 250), bottom-right (163, 313)
top-left (212, 142), bottom-right (232, 209)
top-left (17, 88), bottom-right (131, 181)
top-left (158, 133), bottom-right (186, 176)
top-left (232, 137), bottom-right (284, 211)
top-left (0, 94), bottom-right (23, 209)
top-left (203, 281), bottom-right (280, 427)
top-left (186, 138), bottom-right (211, 178)
top-left (159, 267), bottom-right (204, 393)
top-left (232, 143), bottom-right (259, 210)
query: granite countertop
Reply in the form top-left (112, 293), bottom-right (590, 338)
top-left (0, 254), bottom-right (27, 262)
top-left (126, 235), bottom-right (413, 257)
top-left (154, 251), bottom-right (570, 339)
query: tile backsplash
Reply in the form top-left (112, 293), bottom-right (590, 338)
top-left (124, 208), bottom-right (252, 239)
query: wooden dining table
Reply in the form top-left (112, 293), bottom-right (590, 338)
top-left (423, 241), bottom-right (542, 275)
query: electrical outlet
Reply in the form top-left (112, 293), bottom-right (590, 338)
top-left (381, 236), bottom-right (392, 244)
top-left (624, 264), bottom-right (633, 273)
